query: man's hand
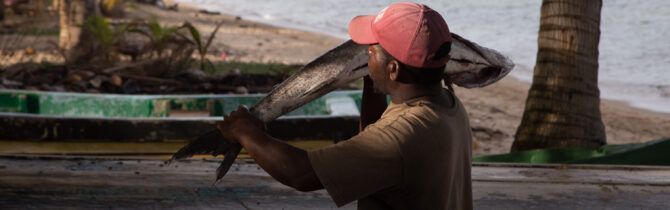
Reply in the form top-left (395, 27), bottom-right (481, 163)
top-left (217, 106), bottom-right (266, 144)
top-left (216, 106), bottom-right (323, 192)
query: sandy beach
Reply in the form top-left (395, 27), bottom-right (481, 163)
top-left (126, 1), bottom-right (344, 65)
top-left (456, 77), bottom-right (670, 156)
top-left (2, 1), bottom-right (669, 156)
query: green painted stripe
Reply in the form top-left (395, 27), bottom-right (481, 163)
top-left (473, 138), bottom-right (670, 166)
top-left (0, 93), bottom-right (28, 113)
top-left (0, 89), bottom-right (366, 118)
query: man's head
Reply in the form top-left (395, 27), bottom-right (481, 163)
top-left (348, 2), bottom-right (452, 93)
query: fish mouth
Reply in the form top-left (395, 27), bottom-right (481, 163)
top-left (352, 63), bottom-right (368, 72)
top-left (450, 67), bottom-right (503, 88)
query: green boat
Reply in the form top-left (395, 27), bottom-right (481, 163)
top-left (0, 89), bottom-right (366, 141)
top-left (2, 88), bottom-right (669, 166)
top-left (0, 89), bottom-right (366, 118)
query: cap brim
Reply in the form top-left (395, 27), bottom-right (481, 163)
top-left (348, 15), bottom-right (378, 44)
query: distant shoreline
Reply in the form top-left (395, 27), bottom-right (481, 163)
top-left (170, 0), bottom-right (350, 40)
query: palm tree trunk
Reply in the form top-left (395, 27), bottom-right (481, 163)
top-left (58, 0), bottom-right (97, 64)
top-left (1, 1), bottom-right (5, 21)
top-left (58, 0), bottom-right (86, 50)
top-left (512, 0), bottom-right (606, 152)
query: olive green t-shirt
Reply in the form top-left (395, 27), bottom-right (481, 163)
top-left (308, 90), bottom-right (473, 210)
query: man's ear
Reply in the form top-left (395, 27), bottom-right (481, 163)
top-left (387, 59), bottom-right (400, 81)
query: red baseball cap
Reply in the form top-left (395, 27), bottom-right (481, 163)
top-left (349, 2), bottom-right (452, 68)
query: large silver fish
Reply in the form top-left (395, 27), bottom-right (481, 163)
top-left (171, 33), bottom-right (514, 184)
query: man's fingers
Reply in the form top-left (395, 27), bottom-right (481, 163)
top-left (222, 115), bottom-right (231, 126)
top-left (236, 105), bottom-right (248, 114)
top-left (218, 119), bottom-right (230, 128)
top-left (236, 105), bottom-right (249, 115)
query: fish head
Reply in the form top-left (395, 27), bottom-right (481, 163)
top-left (445, 33), bottom-right (515, 88)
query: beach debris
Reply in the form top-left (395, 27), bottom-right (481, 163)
top-left (234, 86), bottom-right (248, 94)
top-left (178, 69), bottom-right (208, 81)
top-left (24, 46), bottom-right (34, 55)
top-left (66, 74), bottom-right (82, 83)
top-left (0, 61), bottom-right (286, 94)
top-left (77, 70), bottom-right (96, 79)
top-left (154, 0), bottom-right (165, 9)
top-left (89, 76), bottom-right (104, 88)
top-left (168, 4), bottom-right (178, 11)
top-left (111, 75), bottom-right (123, 86)
top-left (1, 77), bottom-right (22, 86)
top-left (199, 9), bottom-right (220, 15)
top-left (201, 82), bottom-right (212, 90)
top-left (51, 85), bottom-right (66, 92)
top-left (211, 69), bottom-right (241, 80)
top-left (137, 0), bottom-right (177, 11)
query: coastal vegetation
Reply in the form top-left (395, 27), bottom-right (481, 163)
top-left (0, 0), bottom-right (299, 94)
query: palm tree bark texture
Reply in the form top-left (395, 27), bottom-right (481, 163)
top-left (512, 0), bottom-right (606, 152)
top-left (58, 0), bottom-right (97, 64)
top-left (1, 2), bottom-right (5, 21)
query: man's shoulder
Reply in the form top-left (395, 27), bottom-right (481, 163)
top-left (382, 99), bottom-right (442, 122)
top-left (367, 102), bottom-right (441, 135)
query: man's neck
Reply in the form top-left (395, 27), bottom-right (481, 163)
top-left (388, 83), bottom-right (444, 104)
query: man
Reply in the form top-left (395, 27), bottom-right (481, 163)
top-left (217, 2), bottom-right (473, 209)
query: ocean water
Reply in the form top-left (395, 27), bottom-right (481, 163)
top-left (176, 0), bottom-right (670, 113)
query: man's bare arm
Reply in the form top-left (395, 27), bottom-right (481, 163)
top-left (218, 107), bottom-right (323, 192)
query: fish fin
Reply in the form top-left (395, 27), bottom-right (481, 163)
top-left (213, 144), bottom-right (242, 185)
top-left (171, 129), bottom-right (231, 162)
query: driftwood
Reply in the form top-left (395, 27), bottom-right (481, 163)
top-left (0, 62), bottom-right (287, 94)
top-left (115, 72), bottom-right (183, 85)
top-left (102, 60), bottom-right (153, 74)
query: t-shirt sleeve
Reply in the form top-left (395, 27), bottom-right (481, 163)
top-left (308, 124), bottom-right (403, 207)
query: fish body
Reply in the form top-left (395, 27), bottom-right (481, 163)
top-left (171, 33), bottom-right (514, 183)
